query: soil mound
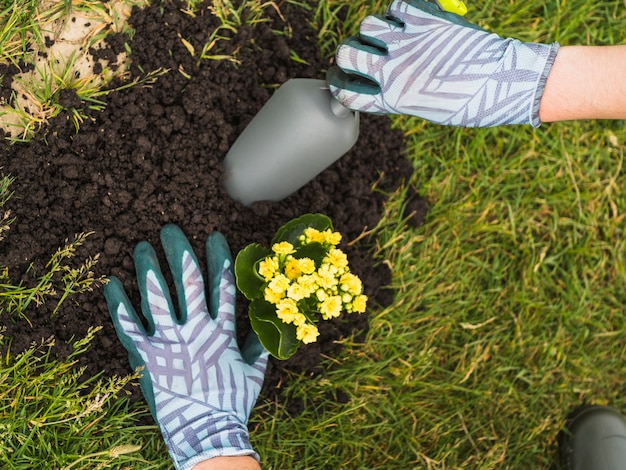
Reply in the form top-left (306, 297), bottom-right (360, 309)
top-left (1, 1), bottom-right (425, 406)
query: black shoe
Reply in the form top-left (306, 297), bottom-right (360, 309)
top-left (560, 405), bottom-right (626, 470)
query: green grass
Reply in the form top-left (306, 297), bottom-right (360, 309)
top-left (0, 327), bottom-right (168, 469)
top-left (3, 0), bottom-right (626, 468)
top-left (248, 1), bottom-right (626, 468)
top-left (0, 0), bottom-right (43, 67)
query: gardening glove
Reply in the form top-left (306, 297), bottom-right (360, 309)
top-left (103, 224), bottom-right (268, 470)
top-left (327, 0), bottom-right (560, 127)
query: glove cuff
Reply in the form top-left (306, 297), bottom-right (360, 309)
top-left (529, 41), bottom-right (560, 127)
top-left (162, 414), bottom-right (258, 470)
top-left (480, 38), bottom-right (560, 128)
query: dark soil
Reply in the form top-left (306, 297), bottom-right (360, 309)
top-left (0, 0), bottom-right (426, 411)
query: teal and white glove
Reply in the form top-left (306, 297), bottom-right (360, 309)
top-left (327, 0), bottom-right (560, 127)
top-left (103, 224), bottom-right (268, 470)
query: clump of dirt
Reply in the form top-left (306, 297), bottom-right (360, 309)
top-left (0, 0), bottom-right (427, 410)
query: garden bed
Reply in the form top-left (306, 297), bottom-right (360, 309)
top-left (0, 0), bottom-right (426, 408)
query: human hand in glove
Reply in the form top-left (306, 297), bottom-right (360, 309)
top-left (103, 224), bottom-right (268, 470)
top-left (327, 0), bottom-right (559, 127)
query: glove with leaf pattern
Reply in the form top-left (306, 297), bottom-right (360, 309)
top-left (104, 224), bottom-right (268, 470)
top-left (327, 0), bottom-right (560, 127)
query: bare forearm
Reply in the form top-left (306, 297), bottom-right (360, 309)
top-left (192, 456), bottom-right (261, 470)
top-left (539, 45), bottom-right (626, 122)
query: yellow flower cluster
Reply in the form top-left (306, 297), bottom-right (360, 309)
top-left (258, 228), bottom-right (368, 345)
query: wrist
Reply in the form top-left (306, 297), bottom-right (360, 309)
top-left (539, 45), bottom-right (626, 122)
top-left (192, 456), bottom-right (261, 470)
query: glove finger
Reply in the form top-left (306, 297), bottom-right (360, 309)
top-left (335, 36), bottom-right (386, 81)
top-left (395, 0), bottom-right (444, 18)
top-left (326, 65), bottom-right (379, 95)
top-left (103, 276), bottom-right (150, 364)
top-left (103, 275), bottom-right (149, 337)
top-left (327, 66), bottom-right (388, 114)
top-left (104, 276), bottom-right (158, 417)
top-left (205, 231), bottom-right (236, 324)
top-left (358, 14), bottom-right (404, 51)
top-left (134, 239), bottom-right (177, 330)
top-left (160, 224), bottom-right (208, 324)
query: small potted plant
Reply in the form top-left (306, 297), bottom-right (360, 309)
top-left (234, 213), bottom-right (368, 359)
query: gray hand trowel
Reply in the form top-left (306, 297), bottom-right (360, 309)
top-left (223, 0), bottom-right (468, 206)
top-left (223, 78), bottom-right (359, 206)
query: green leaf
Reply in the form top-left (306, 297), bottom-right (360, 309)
top-left (234, 244), bottom-right (271, 300)
top-left (272, 213), bottom-right (333, 246)
top-left (249, 299), bottom-right (299, 360)
top-left (299, 297), bottom-right (319, 323)
top-left (294, 242), bottom-right (328, 266)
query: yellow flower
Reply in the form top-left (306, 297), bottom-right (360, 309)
top-left (320, 295), bottom-right (343, 319)
top-left (297, 274), bottom-right (318, 297)
top-left (324, 229), bottom-right (342, 246)
top-left (298, 257), bottom-right (316, 274)
top-left (296, 323), bottom-right (320, 344)
top-left (316, 288), bottom-right (327, 302)
top-left (287, 282), bottom-right (309, 301)
top-left (293, 312), bottom-right (307, 326)
top-left (315, 265), bottom-right (338, 290)
top-left (264, 287), bottom-right (284, 305)
top-left (326, 248), bottom-right (348, 269)
top-left (303, 227), bottom-right (325, 244)
top-left (339, 272), bottom-right (363, 295)
top-left (272, 241), bottom-right (295, 255)
top-left (352, 294), bottom-right (368, 313)
top-left (258, 256), bottom-right (279, 281)
top-left (285, 258), bottom-right (302, 280)
top-left (268, 274), bottom-right (290, 294)
top-left (276, 298), bottom-right (299, 324)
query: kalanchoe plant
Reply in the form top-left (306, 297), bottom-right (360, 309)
top-left (234, 213), bottom-right (368, 360)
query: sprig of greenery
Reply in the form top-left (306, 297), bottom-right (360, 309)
top-left (0, 180), bottom-right (106, 319)
top-left (310, 0), bottom-right (388, 59)
top-left (0, 176), bottom-right (15, 243)
top-left (0, 232), bottom-right (107, 320)
top-left (178, 0), bottom-right (287, 65)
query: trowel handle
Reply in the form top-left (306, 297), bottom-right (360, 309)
top-left (328, 91), bottom-right (355, 118)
